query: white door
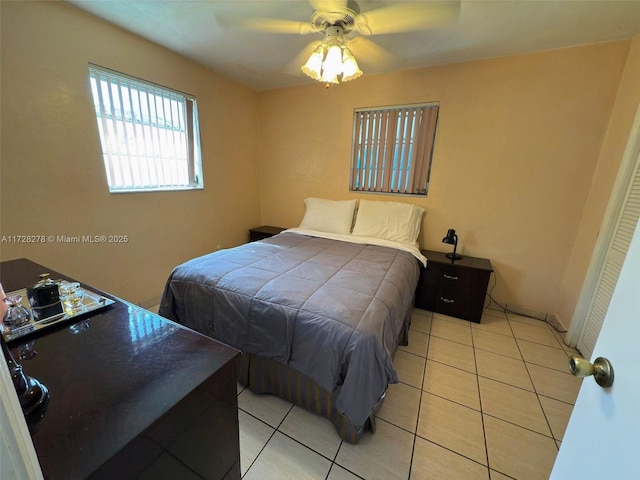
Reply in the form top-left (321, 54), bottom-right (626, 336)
top-left (551, 215), bottom-right (640, 478)
top-left (567, 104), bottom-right (640, 360)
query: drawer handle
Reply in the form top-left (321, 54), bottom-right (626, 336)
top-left (440, 297), bottom-right (455, 304)
top-left (443, 274), bottom-right (459, 280)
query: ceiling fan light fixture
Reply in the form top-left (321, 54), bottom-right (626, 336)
top-left (301, 46), bottom-right (324, 80)
top-left (301, 21), bottom-right (364, 85)
top-left (341, 47), bottom-right (362, 82)
top-left (301, 41), bottom-right (363, 85)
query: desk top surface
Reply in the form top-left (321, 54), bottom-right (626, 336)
top-left (1, 258), bottom-right (239, 479)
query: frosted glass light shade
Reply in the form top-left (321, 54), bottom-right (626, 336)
top-left (301, 48), bottom-right (324, 81)
top-left (341, 48), bottom-right (362, 82)
top-left (321, 45), bottom-right (343, 84)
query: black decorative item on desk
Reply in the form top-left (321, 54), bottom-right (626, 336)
top-left (26, 273), bottom-right (63, 321)
top-left (1, 332), bottom-right (50, 433)
top-left (442, 228), bottom-right (462, 261)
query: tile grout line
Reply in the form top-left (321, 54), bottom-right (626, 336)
top-left (470, 317), bottom-right (492, 479)
top-left (507, 313), bottom-right (563, 452)
top-left (239, 398), bottom-right (295, 478)
top-left (405, 310), bottom-right (433, 480)
top-left (324, 435), bottom-right (346, 480)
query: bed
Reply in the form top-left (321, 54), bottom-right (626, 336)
top-left (159, 199), bottom-right (426, 443)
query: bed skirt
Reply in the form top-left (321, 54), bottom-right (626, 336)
top-left (236, 308), bottom-right (412, 444)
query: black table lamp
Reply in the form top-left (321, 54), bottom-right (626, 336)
top-left (442, 229), bottom-right (462, 261)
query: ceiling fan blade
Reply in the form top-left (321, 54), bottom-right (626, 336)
top-left (309, 0), bottom-right (348, 13)
top-left (347, 36), bottom-right (395, 68)
top-left (237, 16), bottom-right (316, 35)
top-left (355, 0), bottom-right (460, 36)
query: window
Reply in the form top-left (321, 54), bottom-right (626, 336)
top-left (88, 65), bottom-right (203, 193)
top-left (350, 103), bottom-right (439, 195)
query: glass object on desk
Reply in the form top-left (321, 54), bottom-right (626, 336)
top-left (3, 295), bottom-right (32, 329)
top-left (58, 281), bottom-right (85, 313)
top-left (15, 339), bottom-right (38, 361)
top-left (69, 321), bottom-right (90, 335)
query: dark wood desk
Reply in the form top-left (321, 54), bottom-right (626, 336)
top-left (1, 259), bottom-right (241, 480)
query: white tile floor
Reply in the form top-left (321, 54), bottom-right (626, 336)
top-left (236, 308), bottom-right (583, 480)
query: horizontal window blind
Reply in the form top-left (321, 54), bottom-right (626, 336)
top-left (350, 104), bottom-right (438, 195)
top-left (88, 65), bottom-right (203, 192)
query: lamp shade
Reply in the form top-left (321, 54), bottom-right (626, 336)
top-left (442, 229), bottom-right (461, 260)
top-left (442, 229), bottom-right (456, 245)
top-left (301, 47), bottom-right (324, 81)
top-left (341, 48), bottom-right (362, 82)
top-left (321, 45), bottom-right (343, 84)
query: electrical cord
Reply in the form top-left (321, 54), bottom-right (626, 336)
top-left (483, 272), bottom-right (567, 333)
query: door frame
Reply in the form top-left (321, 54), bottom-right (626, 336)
top-left (0, 351), bottom-right (44, 479)
top-left (566, 103), bottom-right (640, 348)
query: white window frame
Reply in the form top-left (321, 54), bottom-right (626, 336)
top-left (350, 103), bottom-right (439, 196)
top-left (88, 64), bottom-right (203, 193)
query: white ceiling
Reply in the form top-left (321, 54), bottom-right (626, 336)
top-left (63, 0), bottom-right (640, 91)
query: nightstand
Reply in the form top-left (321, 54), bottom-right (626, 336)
top-left (415, 249), bottom-right (493, 323)
top-left (248, 225), bottom-right (286, 242)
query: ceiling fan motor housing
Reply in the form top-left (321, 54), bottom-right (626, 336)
top-left (325, 25), bottom-right (345, 41)
top-left (310, 0), bottom-right (360, 33)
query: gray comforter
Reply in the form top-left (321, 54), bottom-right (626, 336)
top-left (159, 232), bottom-right (420, 429)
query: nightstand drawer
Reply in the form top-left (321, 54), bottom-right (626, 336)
top-left (438, 265), bottom-right (473, 293)
top-left (435, 288), bottom-right (473, 319)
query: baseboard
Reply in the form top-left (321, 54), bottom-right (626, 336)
top-left (503, 303), bottom-right (568, 333)
top-left (485, 306), bottom-right (506, 316)
top-left (546, 313), bottom-right (568, 333)
top-left (504, 303), bottom-right (547, 321)
top-left (139, 295), bottom-right (162, 309)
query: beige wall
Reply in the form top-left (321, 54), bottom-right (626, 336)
top-left (0, 1), bottom-right (260, 304)
top-left (258, 42), bottom-right (630, 325)
top-left (554, 36), bottom-right (640, 329)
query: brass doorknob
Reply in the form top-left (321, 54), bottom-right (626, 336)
top-left (569, 355), bottom-right (614, 388)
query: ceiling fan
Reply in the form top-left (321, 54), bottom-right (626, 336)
top-left (234, 0), bottom-right (461, 85)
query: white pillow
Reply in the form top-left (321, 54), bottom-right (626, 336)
top-left (298, 198), bottom-right (357, 235)
top-left (352, 200), bottom-right (424, 244)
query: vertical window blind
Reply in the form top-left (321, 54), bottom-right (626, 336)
top-left (88, 65), bottom-right (203, 192)
top-left (350, 104), bottom-right (439, 195)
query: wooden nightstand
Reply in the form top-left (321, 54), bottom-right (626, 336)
top-left (415, 249), bottom-right (493, 323)
top-left (248, 225), bottom-right (286, 242)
